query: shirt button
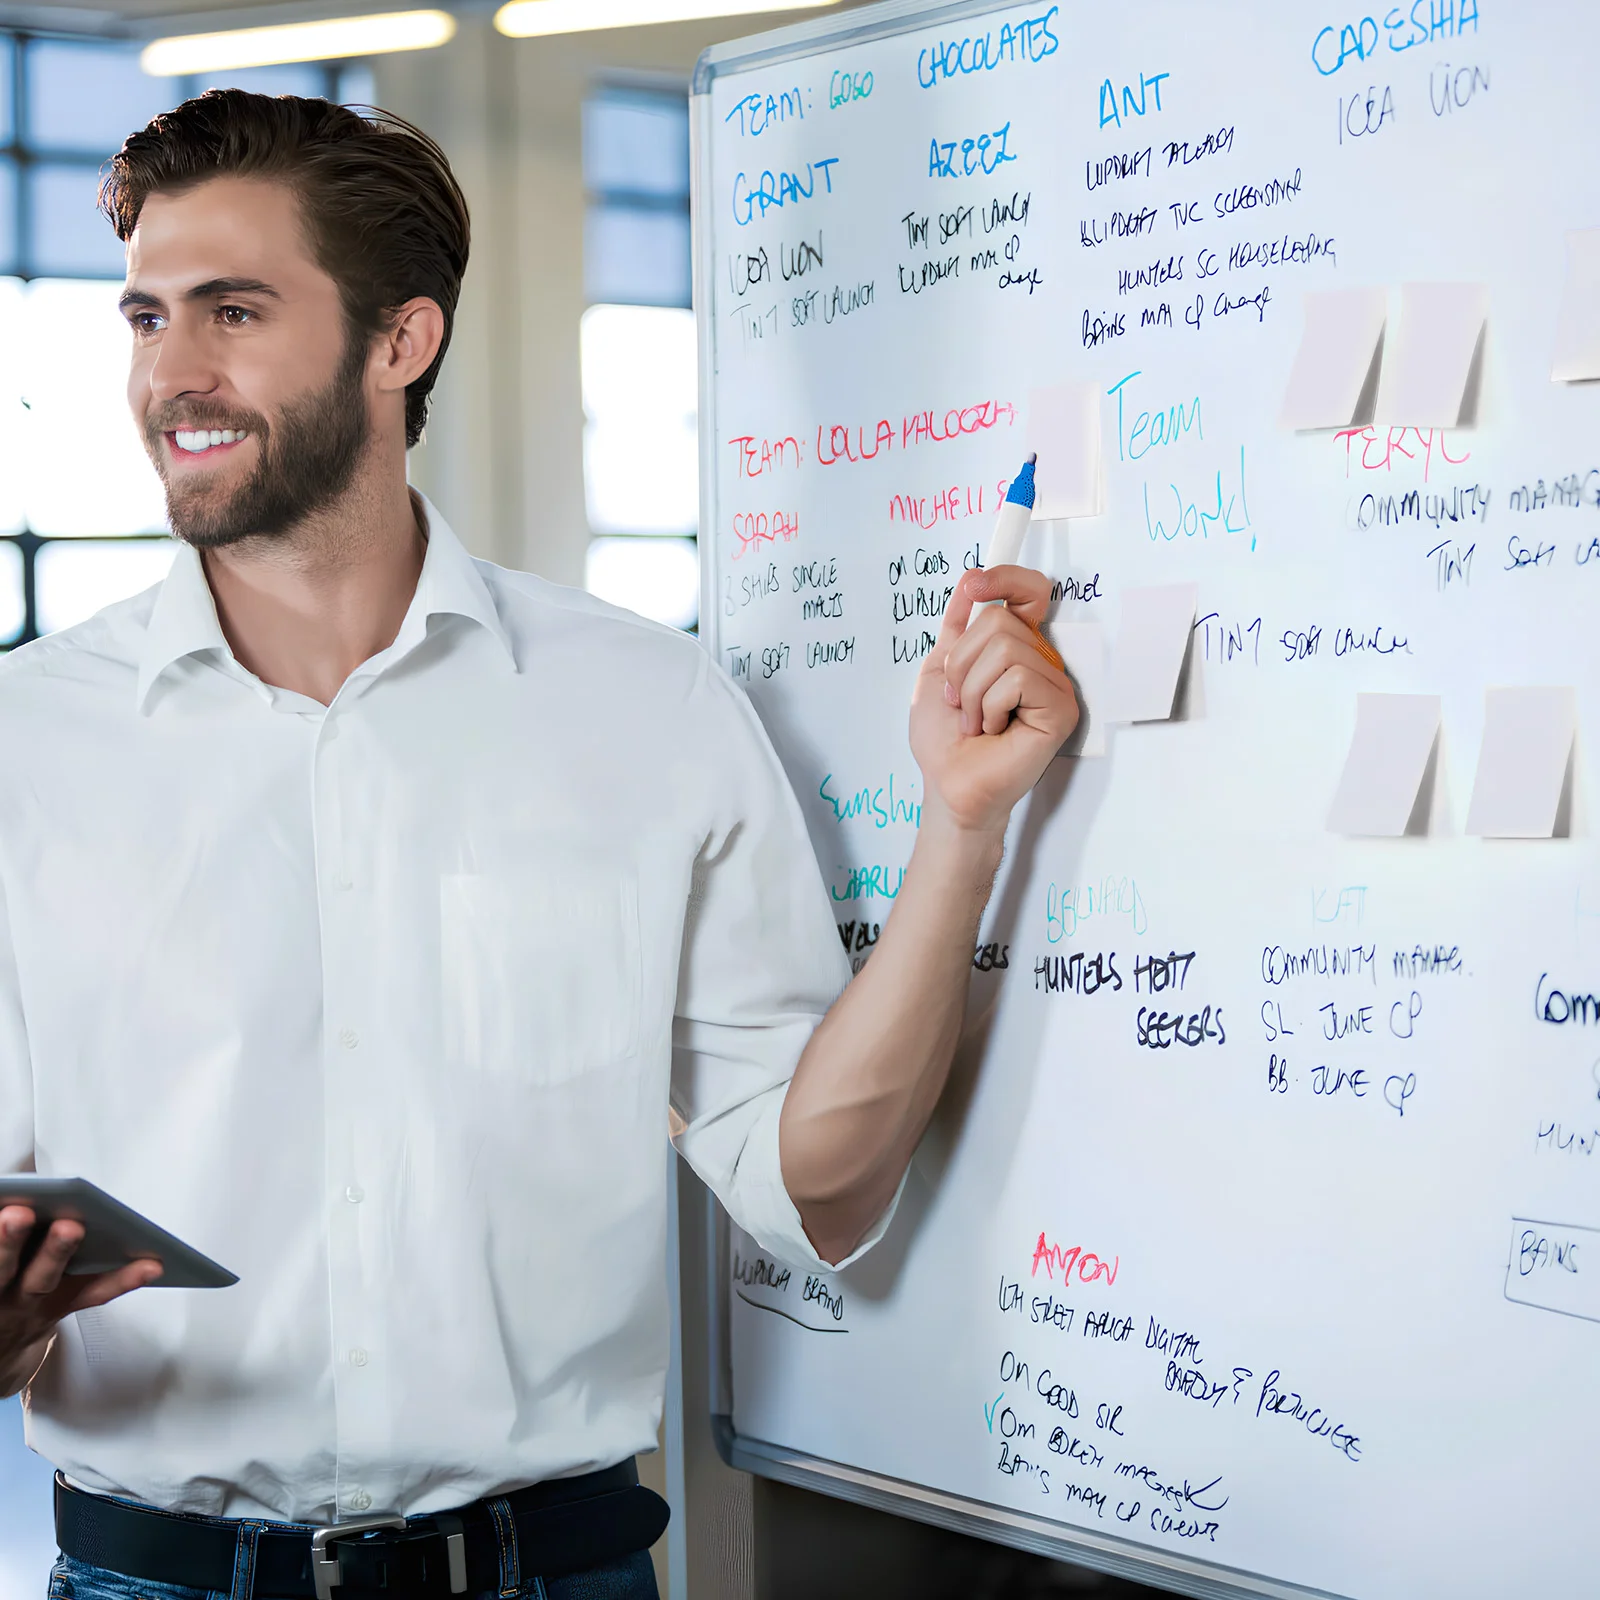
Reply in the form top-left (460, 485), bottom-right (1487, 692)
top-left (350, 1348), bottom-right (369, 1368)
top-left (338, 1028), bottom-right (359, 1050)
top-left (335, 873), bottom-right (355, 891)
top-left (347, 1489), bottom-right (372, 1512)
top-left (345, 1185), bottom-right (364, 1205)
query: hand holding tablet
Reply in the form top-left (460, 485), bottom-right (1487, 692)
top-left (0, 1176), bottom-right (235, 1398)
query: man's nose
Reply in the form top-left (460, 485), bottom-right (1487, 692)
top-left (146, 319), bottom-right (221, 404)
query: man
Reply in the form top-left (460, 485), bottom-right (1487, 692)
top-left (0, 92), bottom-right (1075, 1600)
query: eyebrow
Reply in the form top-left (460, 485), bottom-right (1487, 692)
top-left (118, 277), bottom-right (284, 314)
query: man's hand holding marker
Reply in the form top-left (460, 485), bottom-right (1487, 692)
top-left (909, 453), bottom-right (1079, 835)
top-left (973, 452), bottom-right (1064, 667)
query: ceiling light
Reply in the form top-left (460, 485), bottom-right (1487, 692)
top-left (495, 0), bottom-right (840, 39)
top-left (141, 10), bottom-right (456, 76)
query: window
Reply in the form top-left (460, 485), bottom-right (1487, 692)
top-left (0, 33), bottom-right (373, 647)
top-left (581, 83), bottom-right (700, 631)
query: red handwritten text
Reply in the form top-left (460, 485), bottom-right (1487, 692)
top-left (1032, 1231), bottom-right (1120, 1287)
top-left (731, 509), bottom-right (799, 559)
top-left (818, 418), bottom-right (895, 466)
top-left (903, 398), bottom-right (1017, 449)
top-left (1333, 426), bottom-right (1470, 483)
top-left (889, 481), bottom-right (1007, 529)
top-left (729, 434), bottom-right (802, 478)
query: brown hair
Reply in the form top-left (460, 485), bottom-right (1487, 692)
top-left (101, 90), bottom-right (470, 448)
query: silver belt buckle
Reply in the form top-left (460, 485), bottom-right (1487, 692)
top-left (310, 1514), bottom-right (407, 1600)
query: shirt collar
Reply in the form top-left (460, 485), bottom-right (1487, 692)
top-left (135, 492), bottom-right (515, 714)
top-left (134, 541), bottom-right (230, 713)
top-left (393, 492), bottom-right (517, 672)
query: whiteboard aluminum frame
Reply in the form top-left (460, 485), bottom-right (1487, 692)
top-left (691, 5), bottom-right (1349, 1596)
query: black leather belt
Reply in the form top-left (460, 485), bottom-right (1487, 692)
top-left (55, 1462), bottom-right (669, 1599)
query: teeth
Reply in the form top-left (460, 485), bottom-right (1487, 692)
top-left (173, 428), bottom-right (248, 453)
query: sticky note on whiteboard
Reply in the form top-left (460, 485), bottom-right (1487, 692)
top-left (1055, 621), bottom-right (1107, 757)
top-left (1327, 693), bottom-right (1442, 836)
top-left (1379, 282), bottom-right (1488, 427)
top-left (1024, 384), bottom-right (1103, 519)
top-left (1551, 229), bottom-right (1600, 382)
top-left (1103, 584), bottom-right (1197, 724)
top-left (1466, 687), bottom-right (1577, 838)
top-left (1279, 287), bottom-right (1387, 430)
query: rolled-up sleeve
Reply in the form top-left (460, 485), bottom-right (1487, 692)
top-left (668, 662), bottom-right (900, 1272)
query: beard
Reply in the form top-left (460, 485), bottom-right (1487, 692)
top-left (144, 329), bottom-right (372, 549)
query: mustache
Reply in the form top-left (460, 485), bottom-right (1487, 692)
top-left (146, 404), bottom-right (268, 436)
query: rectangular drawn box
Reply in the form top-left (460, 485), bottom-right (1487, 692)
top-left (1504, 1216), bottom-right (1600, 1325)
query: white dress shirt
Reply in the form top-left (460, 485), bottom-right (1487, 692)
top-left (0, 497), bottom-right (882, 1522)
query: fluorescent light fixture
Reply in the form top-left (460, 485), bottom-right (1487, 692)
top-left (496, 0), bottom-right (839, 38)
top-left (141, 10), bottom-right (456, 76)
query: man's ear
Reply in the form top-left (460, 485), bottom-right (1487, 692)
top-left (374, 298), bottom-right (446, 393)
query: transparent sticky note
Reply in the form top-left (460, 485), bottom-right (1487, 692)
top-left (1103, 584), bottom-right (1198, 725)
top-left (1056, 620), bottom-right (1106, 757)
top-left (1279, 287), bottom-right (1387, 430)
top-left (1379, 282), bottom-right (1488, 428)
top-left (1327, 693), bottom-right (1442, 837)
top-left (1551, 229), bottom-right (1600, 382)
top-left (1466, 687), bottom-right (1577, 838)
top-left (1024, 384), bottom-right (1103, 520)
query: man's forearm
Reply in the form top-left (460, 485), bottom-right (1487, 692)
top-left (778, 807), bottom-right (1004, 1264)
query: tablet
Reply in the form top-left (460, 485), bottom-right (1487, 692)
top-left (0, 1177), bottom-right (237, 1289)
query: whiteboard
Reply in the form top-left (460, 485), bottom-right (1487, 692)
top-left (692, 3), bottom-right (1600, 1596)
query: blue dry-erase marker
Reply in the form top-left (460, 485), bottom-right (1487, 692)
top-left (984, 453), bottom-right (1037, 570)
top-left (968, 452), bottom-right (1063, 669)
top-left (972, 454), bottom-right (1038, 620)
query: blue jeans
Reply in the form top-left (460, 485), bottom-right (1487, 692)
top-left (49, 1550), bottom-right (659, 1600)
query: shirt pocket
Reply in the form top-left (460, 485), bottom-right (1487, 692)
top-left (440, 858), bottom-right (642, 1085)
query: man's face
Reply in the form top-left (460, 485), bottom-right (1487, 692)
top-left (121, 175), bottom-right (371, 548)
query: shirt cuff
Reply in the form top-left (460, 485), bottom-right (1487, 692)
top-left (722, 1084), bottom-right (907, 1274)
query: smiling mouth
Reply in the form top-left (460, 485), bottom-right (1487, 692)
top-left (167, 428), bottom-right (251, 460)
